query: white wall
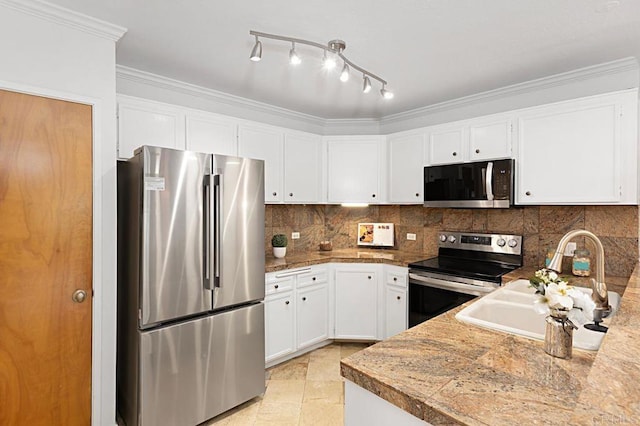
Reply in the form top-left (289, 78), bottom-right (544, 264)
top-left (0, 2), bottom-right (123, 425)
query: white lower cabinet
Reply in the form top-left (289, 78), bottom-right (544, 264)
top-left (296, 283), bottom-right (329, 349)
top-left (333, 265), bottom-right (380, 340)
top-left (384, 266), bottom-right (408, 339)
top-left (265, 291), bottom-right (295, 363)
top-left (265, 266), bottom-right (329, 365)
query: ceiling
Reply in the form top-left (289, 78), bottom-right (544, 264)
top-left (45, 0), bottom-right (640, 119)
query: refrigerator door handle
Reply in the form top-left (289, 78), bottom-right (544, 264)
top-left (213, 173), bottom-right (222, 288)
top-left (203, 174), bottom-right (213, 290)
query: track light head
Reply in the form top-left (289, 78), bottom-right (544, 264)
top-left (340, 63), bottom-right (350, 82)
top-left (363, 75), bottom-right (372, 93)
top-left (250, 36), bottom-right (262, 62)
top-left (323, 50), bottom-right (337, 70)
top-left (380, 85), bottom-right (394, 100)
top-left (289, 42), bottom-right (301, 65)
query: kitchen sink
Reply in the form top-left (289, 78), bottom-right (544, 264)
top-left (455, 279), bottom-right (621, 351)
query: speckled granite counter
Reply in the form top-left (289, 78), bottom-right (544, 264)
top-left (341, 264), bottom-right (639, 425)
top-left (265, 249), bottom-right (427, 273)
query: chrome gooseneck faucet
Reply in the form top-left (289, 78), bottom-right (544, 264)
top-left (547, 229), bottom-right (611, 331)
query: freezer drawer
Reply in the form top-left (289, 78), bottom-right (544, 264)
top-left (138, 303), bottom-right (265, 426)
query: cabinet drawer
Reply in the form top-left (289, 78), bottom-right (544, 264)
top-left (265, 275), bottom-right (294, 295)
top-left (297, 268), bottom-right (328, 288)
top-left (386, 271), bottom-right (407, 288)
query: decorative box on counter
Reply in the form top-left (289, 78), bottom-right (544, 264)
top-left (357, 223), bottom-right (394, 247)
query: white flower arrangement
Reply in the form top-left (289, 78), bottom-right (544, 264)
top-left (529, 269), bottom-right (596, 326)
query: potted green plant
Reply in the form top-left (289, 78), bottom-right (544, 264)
top-left (271, 234), bottom-right (288, 258)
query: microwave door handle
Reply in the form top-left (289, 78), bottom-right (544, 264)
top-left (203, 174), bottom-right (213, 290)
top-left (213, 173), bottom-right (222, 288)
top-left (485, 161), bottom-right (494, 201)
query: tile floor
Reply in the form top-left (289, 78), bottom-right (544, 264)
top-left (205, 342), bottom-right (370, 425)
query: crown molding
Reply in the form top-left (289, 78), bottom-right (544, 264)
top-left (116, 65), bottom-right (326, 129)
top-left (0, 0), bottom-right (126, 41)
top-left (381, 57), bottom-right (639, 127)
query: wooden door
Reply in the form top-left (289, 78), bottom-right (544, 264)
top-left (0, 89), bottom-right (93, 425)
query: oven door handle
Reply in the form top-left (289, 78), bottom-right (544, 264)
top-left (409, 273), bottom-right (495, 296)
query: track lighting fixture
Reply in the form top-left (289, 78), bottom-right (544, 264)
top-left (289, 42), bottom-right (301, 65)
top-left (340, 62), bottom-right (350, 82)
top-left (249, 30), bottom-right (393, 100)
top-left (362, 75), bottom-right (372, 93)
top-left (249, 35), bottom-right (262, 62)
top-left (380, 84), bottom-right (394, 99)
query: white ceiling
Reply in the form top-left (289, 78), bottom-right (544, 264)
top-left (46, 0), bottom-right (640, 119)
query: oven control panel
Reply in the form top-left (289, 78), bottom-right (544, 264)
top-left (437, 232), bottom-right (522, 255)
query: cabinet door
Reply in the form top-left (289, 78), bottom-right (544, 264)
top-left (516, 97), bottom-right (622, 204)
top-left (118, 98), bottom-right (185, 159)
top-left (327, 138), bottom-right (383, 203)
top-left (388, 133), bottom-right (425, 204)
top-left (296, 284), bottom-right (329, 349)
top-left (334, 270), bottom-right (378, 339)
top-left (265, 291), bottom-right (295, 363)
top-left (469, 118), bottom-right (511, 161)
top-left (284, 133), bottom-right (322, 203)
top-left (385, 286), bottom-right (407, 339)
top-left (238, 125), bottom-right (284, 203)
top-left (185, 113), bottom-right (237, 156)
top-left (428, 126), bottom-right (465, 165)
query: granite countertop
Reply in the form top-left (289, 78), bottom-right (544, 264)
top-left (265, 248), bottom-right (428, 273)
top-left (340, 264), bottom-right (640, 425)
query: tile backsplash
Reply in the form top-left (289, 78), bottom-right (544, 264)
top-left (265, 205), bottom-right (639, 277)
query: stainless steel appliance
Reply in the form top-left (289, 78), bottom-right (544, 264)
top-left (117, 146), bottom-right (265, 426)
top-left (423, 159), bottom-right (514, 208)
top-left (408, 231), bottom-right (522, 327)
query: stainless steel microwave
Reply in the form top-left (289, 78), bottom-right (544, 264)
top-left (423, 159), bottom-right (514, 208)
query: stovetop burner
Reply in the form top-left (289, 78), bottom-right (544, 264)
top-left (409, 256), bottom-right (518, 282)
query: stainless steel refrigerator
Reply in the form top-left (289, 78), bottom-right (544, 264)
top-left (117, 146), bottom-right (265, 426)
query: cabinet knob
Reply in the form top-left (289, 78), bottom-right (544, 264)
top-left (393, 277), bottom-right (397, 281)
top-left (274, 284), bottom-right (279, 289)
top-left (525, 191), bottom-right (531, 196)
top-left (312, 277), bottom-right (316, 281)
top-left (289, 193), bottom-right (293, 197)
top-left (302, 297), bottom-right (307, 301)
top-left (367, 276), bottom-right (372, 280)
top-left (475, 149), bottom-right (480, 154)
top-left (285, 300), bottom-right (290, 305)
top-left (452, 152), bottom-right (457, 156)
top-left (72, 289), bottom-right (87, 303)
top-left (372, 194), bottom-right (376, 198)
top-left (415, 193), bottom-right (420, 197)
top-left (272, 192), bottom-right (277, 196)
top-left (397, 296), bottom-right (401, 300)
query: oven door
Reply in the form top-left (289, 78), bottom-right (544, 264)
top-left (408, 272), bottom-right (496, 327)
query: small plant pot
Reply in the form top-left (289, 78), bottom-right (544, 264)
top-left (273, 247), bottom-right (286, 258)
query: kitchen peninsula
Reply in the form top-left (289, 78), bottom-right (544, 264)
top-left (340, 265), bottom-right (640, 425)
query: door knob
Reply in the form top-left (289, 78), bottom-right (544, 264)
top-left (72, 289), bottom-right (87, 303)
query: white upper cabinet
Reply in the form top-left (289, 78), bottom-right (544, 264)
top-left (468, 117), bottom-right (512, 161)
top-left (185, 112), bottom-right (237, 156)
top-left (326, 136), bottom-right (386, 203)
top-left (515, 90), bottom-right (637, 204)
top-left (427, 116), bottom-right (512, 165)
top-left (428, 125), bottom-right (465, 165)
top-left (387, 132), bottom-right (426, 204)
top-left (284, 133), bottom-right (322, 203)
top-left (117, 96), bottom-right (185, 159)
top-left (238, 124), bottom-right (284, 203)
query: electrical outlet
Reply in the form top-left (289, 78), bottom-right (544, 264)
top-left (406, 233), bottom-right (416, 241)
top-left (291, 232), bottom-right (300, 240)
top-left (564, 242), bottom-right (577, 256)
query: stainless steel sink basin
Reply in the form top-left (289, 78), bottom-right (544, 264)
top-left (455, 279), bottom-right (621, 351)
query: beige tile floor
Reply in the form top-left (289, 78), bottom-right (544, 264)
top-left (205, 342), bottom-right (370, 426)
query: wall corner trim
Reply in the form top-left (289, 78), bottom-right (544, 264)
top-left (0, 0), bottom-right (127, 41)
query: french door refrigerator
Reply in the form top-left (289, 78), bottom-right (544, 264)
top-left (117, 146), bottom-right (265, 426)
